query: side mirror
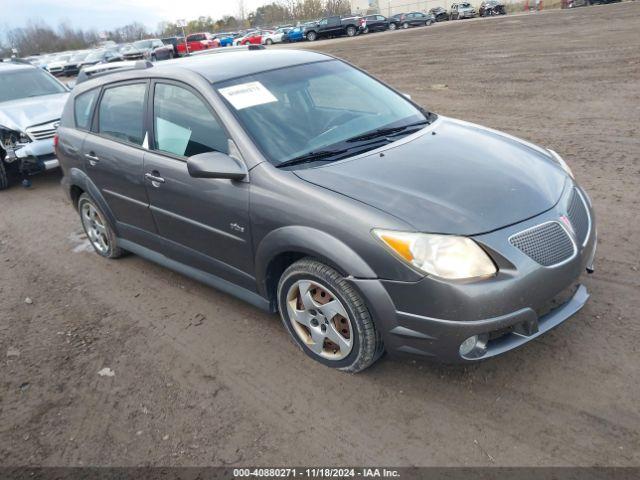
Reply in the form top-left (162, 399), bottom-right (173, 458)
top-left (187, 151), bottom-right (247, 180)
top-left (66, 80), bottom-right (76, 90)
top-left (402, 92), bottom-right (412, 100)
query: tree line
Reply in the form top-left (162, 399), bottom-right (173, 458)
top-left (0, 0), bottom-right (352, 57)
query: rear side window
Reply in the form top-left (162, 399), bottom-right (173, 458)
top-left (98, 83), bottom-right (146, 145)
top-left (153, 83), bottom-right (228, 157)
top-left (74, 88), bottom-right (99, 130)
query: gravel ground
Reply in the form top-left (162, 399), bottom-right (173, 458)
top-left (1, 2), bottom-right (639, 467)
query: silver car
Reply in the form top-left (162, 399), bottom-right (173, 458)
top-left (451, 2), bottom-right (477, 19)
top-left (0, 60), bottom-right (68, 189)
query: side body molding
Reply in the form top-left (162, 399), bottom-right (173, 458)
top-left (254, 226), bottom-right (377, 298)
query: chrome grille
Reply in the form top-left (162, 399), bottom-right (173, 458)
top-left (566, 188), bottom-right (590, 246)
top-left (26, 120), bottom-right (59, 141)
top-left (509, 222), bottom-right (576, 267)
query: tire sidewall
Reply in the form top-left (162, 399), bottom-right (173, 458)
top-left (278, 267), bottom-right (366, 370)
top-left (77, 194), bottom-right (119, 258)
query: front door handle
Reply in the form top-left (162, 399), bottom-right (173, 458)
top-left (85, 152), bottom-right (99, 166)
top-left (145, 172), bottom-right (165, 186)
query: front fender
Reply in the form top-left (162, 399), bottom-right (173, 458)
top-left (254, 226), bottom-right (377, 298)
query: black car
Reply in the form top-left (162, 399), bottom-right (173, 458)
top-left (56, 49), bottom-right (596, 372)
top-left (62, 51), bottom-right (91, 76)
top-left (78, 49), bottom-right (123, 70)
top-left (363, 14), bottom-right (396, 32)
top-left (429, 7), bottom-right (450, 21)
top-left (391, 12), bottom-right (435, 29)
top-left (121, 39), bottom-right (174, 61)
top-left (479, 0), bottom-right (507, 16)
top-left (303, 15), bottom-right (365, 41)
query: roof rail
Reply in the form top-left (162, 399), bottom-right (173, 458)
top-left (76, 60), bottom-right (153, 85)
top-left (188, 44), bottom-right (265, 57)
top-left (0, 58), bottom-right (33, 65)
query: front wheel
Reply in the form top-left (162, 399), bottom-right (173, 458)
top-left (426, 19), bottom-right (433, 26)
top-left (362, 26), bottom-right (369, 34)
top-left (306, 31), bottom-right (317, 41)
top-left (346, 26), bottom-right (357, 37)
top-left (389, 22), bottom-right (397, 30)
top-left (402, 22), bottom-right (409, 29)
top-left (278, 258), bottom-right (383, 373)
top-left (0, 160), bottom-right (8, 191)
top-left (78, 193), bottom-right (124, 259)
top-left (266, 38), bottom-right (273, 45)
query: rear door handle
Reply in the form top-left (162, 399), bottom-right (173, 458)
top-left (85, 152), bottom-right (99, 166)
top-left (145, 172), bottom-right (165, 185)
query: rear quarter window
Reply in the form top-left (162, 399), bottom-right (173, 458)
top-left (74, 88), bottom-right (99, 130)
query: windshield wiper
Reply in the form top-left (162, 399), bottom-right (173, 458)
top-left (346, 120), bottom-right (429, 143)
top-left (276, 149), bottom-right (348, 169)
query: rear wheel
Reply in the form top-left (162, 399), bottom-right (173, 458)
top-left (346, 26), bottom-right (357, 37)
top-left (426, 19), bottom-right (433, 26)
top-left (266, 38), bottom-right (273, 45)
top-left (306, 31), bottom-right (317, 41)
top-left (402, 22), bottom-right (410, 29)
top-left (78, 193), bottom-right (124, 259)
top-left (389, 22), bottom-right (397, 30)
top-left (362, 26), bottom-right (369, 34)
top-left (278, 258), bottom-right (383, 373)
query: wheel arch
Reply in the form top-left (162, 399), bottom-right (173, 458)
top-left (255, 226), bottom-right (377, 304)
top-left (65, 167), bottom-right (119, 235)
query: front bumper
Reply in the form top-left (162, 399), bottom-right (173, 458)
top-left (349, 182), bottom-right (597, 363)
top-left (4, 138), bottom-right (59, 174)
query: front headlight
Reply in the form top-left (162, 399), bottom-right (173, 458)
top-left (373, 230), bottom-right (497, 280)
top-left (548, 149), bottom-right (574, 179)
top-left (0, 126), bottom-right (31, 159)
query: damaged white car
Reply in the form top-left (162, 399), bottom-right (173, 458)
top-left (0, 60), bottom-right (68, 190)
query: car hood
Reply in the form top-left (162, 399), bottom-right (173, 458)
top-left (294, 117), bottom-right (568, 236)
top-left (0, 93), bottom-right (68, 131)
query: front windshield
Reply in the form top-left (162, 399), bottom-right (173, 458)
top-left (133, 40), bottom-right (153, 49)
top-left (0, 69), bottom-right (66, 102)
top-left (84, 50), bottom-right (105, 62)
top-left (215, 60), bottom-right (428, 166)
top-left (71, 52), bottom-right (89, 61)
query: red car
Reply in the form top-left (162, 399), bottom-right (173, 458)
top-left (239, 30), bottom-right (273, 46)
top-left (176, 32), bottom-right (219, 55)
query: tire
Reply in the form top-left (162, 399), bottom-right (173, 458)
top-left (77, 193), bottom-right (124, 259)
top-left (389, 22), bottom-right (397, 30)
top-left (306, 31), bottom-right (317, 42)
top-left (278, 258), bottom-right (383, 373)
top-left (346, 26), bottom-right (357, 37)
top-left (402, 22), bottom-right (410, 29)
top-left (426, 19), bottom-right (433, 26)
top-left (267, 38), bottom-right (274, 45)
top-left (151, 54), bottom-right (157, 62)
top-left (362, 26), bottom-right (369, 34)
top-left (0, 160), bottom-right (8, 191)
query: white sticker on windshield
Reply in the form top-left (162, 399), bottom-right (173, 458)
top-left (218, 81), bottom-right (278, 110)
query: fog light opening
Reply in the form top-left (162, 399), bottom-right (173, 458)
top-left (459, 334), bottom-right (488, 359)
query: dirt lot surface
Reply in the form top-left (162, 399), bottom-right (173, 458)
top-left (1, 3), bottom-right (639, 467)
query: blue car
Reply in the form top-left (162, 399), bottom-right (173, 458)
top-left (217, 33), bottom-right (237, 47)
top-left (285, 27), bottom-right (305, 42)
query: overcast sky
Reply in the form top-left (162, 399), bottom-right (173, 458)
top-left (2, 0), bottom-right (272, 32)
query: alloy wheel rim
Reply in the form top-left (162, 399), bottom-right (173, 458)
top-left (286, 280), bottom-right (353, 360)
top-left (81, 202), bottom-right (109, 254)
